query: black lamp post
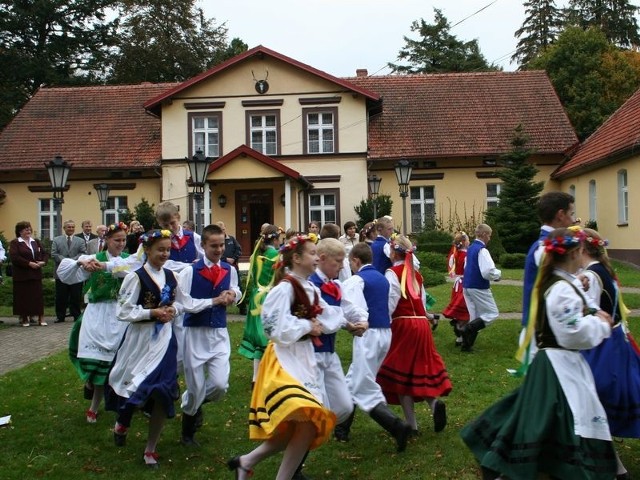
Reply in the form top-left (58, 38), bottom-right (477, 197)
top-left (94, 183), bottom-right (111, 224)
top-left (368, 174), bottom-right (382, 220)
top-left (44, 155), bottom-right (72, 236)
top-left (394, 160), bottom-right (413, 235)
top-left (186, 149), bottom-right (213, 232)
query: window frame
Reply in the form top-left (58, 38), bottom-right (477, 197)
top-left (486, 183), bottom-right (502, 209)
top-left (38, 198), bottom-right (57, 240)
top-left (409, 185), bottom-right (436, 233)
top-left (588, 179), bottom-right (597, 223)
top-left (104, 196), bottom-right (128, 226)
top-left (302, 107), bottom-right (338, 154)
top-left (245, 109), bottom-right (281, 155)
top-left (618, 170), bottom-right (628, 225)
top-left (188, 112), bottom-right (222, 158)
top-left (306, 188), bottom-right (339, 227)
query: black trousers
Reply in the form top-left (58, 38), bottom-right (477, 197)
top-left (55, 279), bottom-right (83, 321)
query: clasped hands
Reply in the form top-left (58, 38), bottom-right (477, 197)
top-left (77, 258), bottom-right (104, 272)
top-left (151, 306), bottom-right (176, 323)
top-left (345, 320), bottom-right (369, 337)
top-left (213, 290), bottom-right (236, 307)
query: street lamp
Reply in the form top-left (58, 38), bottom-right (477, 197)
top-left (394, 160), bottom-right (413, 235)
top-left (44, 155), bottom-right (72, 236)
top-left (186, 149), bottom-right (213, 232)
top-left (368, 174), bottom-right (382, 220)
top-left (94, 183), bottom-right (111, 224)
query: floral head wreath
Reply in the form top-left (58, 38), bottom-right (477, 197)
top-left (543, 228), bottom-right (585, 255)
top-left (261, 228), bottom-right (281, 241)
top-left (361, 222), bottom-right (375, 237)
top-left (279, 233), bottom-right (319, 253)
top-left (585, 235), bottom-right (609, 249)
top-left (139, 229), bottom-right (172, 246)
top-left (107, 221), bottom-right (128, 234)
top-left (391, 239), bottom-right (416, 255)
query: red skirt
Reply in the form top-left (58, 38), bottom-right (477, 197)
top-left (442, 277), bottom-right (469, 322)
top-left (376, 316), bottom-right (452, 403)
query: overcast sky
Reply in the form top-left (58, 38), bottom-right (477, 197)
top-left (203, 0), bottom-right (640, 77)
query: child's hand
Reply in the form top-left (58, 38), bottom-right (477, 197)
top-left (346, 321), bottom-right (368, 337)
top-left (309, 318), bottom-right (323, 336)
top-left (152, 306), bottom-right (175, 323)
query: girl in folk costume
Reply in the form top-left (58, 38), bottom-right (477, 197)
top-left (58, 222), bottom-right (132, 424)
top-left (462, 227), bottom-right (617, 480)
top-left (106, 230), bottom-right (216, 468)
top-left (238, 224), bottom-right (280, 383)
top-left (359, 221), bottom-right (377, 245)
top-left (442, 232), bottom-right (470, 346)
top-left (580, 228), bottom-right (640, 480)
top-left (376, 235), bottom-right (452, 435)
top-left (228, 233), bottom-right (340, 480)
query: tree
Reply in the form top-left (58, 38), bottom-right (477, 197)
top-left (528, 26), bottom-right (640, 139)
top-left (484, 124), bottom-right (544, 254)
top-left (107, 0), bottom-right (246, 84)
top-left (389, 8), bottom-right (499, 74)
top-left (354, 195), bottom-right (392, 230)
top-left (0, 0), bottom-right (119, 129)
top-left (130, 197), bottom-right (156, 231)
top-left (513, 0), bottom-right (565, 68)
top-left (566, 0), bottom-right (640, 47)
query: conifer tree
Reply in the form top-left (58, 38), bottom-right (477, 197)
top-left (513, 0), bottom-right (564, 67)
top-left (566, 0), bottom-right (640, 47)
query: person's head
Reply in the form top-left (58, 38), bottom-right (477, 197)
top-left (275, 233), bottom-right (319, 283)
top-left (182, 220), bottom-right (196, 232)
top-left (307, 221), bottom-right (321, 234)
top-left (260, 222), bottom-right (270, 234)
top-left (539, 227), bottom-right (585, 279)
top-left (359, 221), bottom-right (376, 243)
top-left (95, 225), bottom-right (107, 239)
top-left (15, 221), bottom-right (32, 239)
top-left (317, 238), bottom-right (346, 280)
top-left (349, 241), bottom-right (373, 273)
top-left (319, 223), bottom-right (340, 239)
top-left (389, 234), bottom-right (415, 262)
top-left (390, 235), bottom-right (420, 297)
top-left (140, 230), bottom-right (172, 269)
top-left (259, 224), bottom-right (280, 248)
top-left (156, 201), bottom-right (181, 234)
top-left (105, 222), bottom-right (128, 255)
top-left (80, 220), bottom-right (93, 235)
top-left (474, 224), bottom-right (492, 244)
top-left (284, 228), bottom-right (298, 240)
top-left (129, 220), bottom-right (143, 233)
top-left (63, 220), bottom-right (76, 236)
top-left (215, 221), bottom-right (228, 235)
top-left (343, 221), bottom-right (357, 238)
top-left (201, 224), bottom-right (226, 263)
top-left (453, 232), bottom-right (470, 249)
top-left (375, 216), bottom-right (394, 239)
top-left (537, 192), bottom-right (575, 228)
top-left (582, 228), bottom-right (615, 278)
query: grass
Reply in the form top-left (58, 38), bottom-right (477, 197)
top-left (1, 319), bottom-right (640, 479)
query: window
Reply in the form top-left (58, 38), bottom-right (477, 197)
top-left (618, 170), bottom-right (628, 224)
top-left (308, 190), bottom-right (337, 226)
top-left (588, 180), bottom-right (597, 223)
top-left (105, 196), bottom-right (128, 226)
top-left (248, 111), bottom-right (279, 155)
top-left (410, 186), bottom-right (436, 232)
top-left (39, 198), bottom-right (57, 240)
top-left (190, 113), bottom-right (221, 157)
top-left (486, 183), bottom-right (502, 209)
top-left (569, 184), bottom-right (576, 204)
top-left (303, 108), bottom-right (337, 154)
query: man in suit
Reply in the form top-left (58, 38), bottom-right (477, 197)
top-left (52, 220), bottom-right (87, 323)
top-left (75, 220), bottom-right (97, 247)
top-left (86, 224), bottom-right (107, 254)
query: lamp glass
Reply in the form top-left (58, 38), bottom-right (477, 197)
top-left (187, 149), bottom-right (212, 187)
top-left (394, 160), bottom-right (413, 187)
top-left (45, 155), bottom-right (71, 190)
top-left (95, 183), bottom-right (110, 207)
top-left (218, 194), bottom-right (227, 208)
top-left (368, 174), bottom-right (382, 197)
top-left (280, 194), bottom-right (286, 206)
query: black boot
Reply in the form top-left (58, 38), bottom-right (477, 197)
top-left (481, 466), bottom-right (501, 480)
top-left (334, 406), bottom-right (356, 442)
top-left (194, 406), bottom-right (204, 429)
top-left (462, 318), bottom-right (485, 351)
top-left (369, 402), bottom-right (412, 452)
top-left (181, 412), bottom-right (200, 446)
top-left (291, 450), bottom-right (311, 480)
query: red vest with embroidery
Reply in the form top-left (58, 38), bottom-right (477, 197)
top-left (389, 265), bottom-right (426, 318)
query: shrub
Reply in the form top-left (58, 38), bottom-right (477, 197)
top-left (421, 268), bottom-right (447, 288)
top-left (416, 251), bottom-right (448, 273)
top-left (500, 253), bottom-right (526, 269)
top-left (414, 229), bottom-right (453, 255)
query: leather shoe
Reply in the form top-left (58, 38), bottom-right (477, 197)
top-left (227, 455), bottom-right (253, 479)
top-left (54, 319), bottom-right (65, 323)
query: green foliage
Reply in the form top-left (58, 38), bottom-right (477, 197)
top-left (567, 0), bottom-right (640, 48)
top-left (414, 230), bottom-right (453, 255)
top-left (584, 219), bottom-right (598, 230)
top-left (513, 0), bottom-right (565, 66)
top-left (485, 222), bottom-right (507, 261)
top-left (499, 253), bottom-right (527, 269)
top-left (421, 268), bottom-right (446, 287)
top-left (353, 195), bottom-right (393, 230)
top-left (416, 251), bottom-right (448, 273)
top-left (389, 8), bottom-right (499, 73)
top-left (484, 125), bottom-right (544, 254)
top-left (436, 199), bottom-right (485, 237)
top-left (131, 197), bottom-right (157, 231)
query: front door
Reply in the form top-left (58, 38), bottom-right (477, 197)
top-left (236, 189), bottom-right (273, 259)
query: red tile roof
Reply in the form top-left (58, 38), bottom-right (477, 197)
top-left (348, 71), bottom-right (578, 160)
top-left (144, 45), bottom-right (380, 114)
top-left (0, 83), bottom-right (177, 171)
top-left (553, 87), bottom-right (640, 179)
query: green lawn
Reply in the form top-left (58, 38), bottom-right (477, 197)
top-left (1, 319), bottom-right (640, 479)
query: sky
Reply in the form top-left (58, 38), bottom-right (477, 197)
top-left (203, 0), bottom-right (640, 77)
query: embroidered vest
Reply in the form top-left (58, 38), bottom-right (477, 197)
top-left (463, 240), bottom-right (490, 289)
top-left (85, 250), bottom-right (130, 303)
top-left (135, 267), bottom-right (177, 308)
top-left (309, 272), bottom-right (340, 353)
top-left (282, 275), bottom-right (322, 342)
top-left (184, 259), bottom-right (232, 328)
top-left (356, 265), bottom-right (391, 329)
top-left (170, 230), bottom-right (197, 263)
top-left (389, 265), bottom-right (426, 318)
top-left (371, 236), bottom-right (391, 274)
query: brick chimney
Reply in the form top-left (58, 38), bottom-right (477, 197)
top-left (356, 69), bottom-right (368, 77)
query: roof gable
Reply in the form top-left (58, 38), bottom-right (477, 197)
top-left (553, 87), bottom-right (640, 179)
top-left (144, 45), bottom-right (380, 114)
top-left (348, 71), bottom-right (578, 159)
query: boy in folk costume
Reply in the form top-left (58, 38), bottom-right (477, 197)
top-left (339, 242), bottom-right (413, 452)
top-left (177, 224), bottom-right (241, 446)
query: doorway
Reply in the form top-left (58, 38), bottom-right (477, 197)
top-left (235, 189), bottom-right (273, 258)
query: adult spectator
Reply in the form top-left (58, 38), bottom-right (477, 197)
top-left (87, 225), bottom-right (107, 254)
top-left (9, 221), bottom-right (48, 326)
top-left (52, 220), bottom-right (86, 323)
top-left (307, 220), bottom-right (321, 235)
top-left (215, 221), bottom-right (242, 270)
top-left (125, 220), bottom-right (144, 254)
top-left (339, 220), bottom-right (358, 255)
top-left (75, 220), bottom-right (97, 247)
top-left (182, 219), bottom-right (202, 246)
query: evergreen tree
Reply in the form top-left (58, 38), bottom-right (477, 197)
top-left (512, 0), bottom-right (564, 67)
top-left (484, 124), bottom-right (544, 254)
top-left (389, 8), bottom-right (498, 74)
top-left (566, 0), bottom-right (640, 47)
top-left (354, 195), bottom-right (392, 230)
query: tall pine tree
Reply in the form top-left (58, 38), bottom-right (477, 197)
top-left (513, 0), bottom-right (564, 68)
top-left (566, 0), bottom-right (640, 47)
top-left (484, 124), bottom-right (544, 254)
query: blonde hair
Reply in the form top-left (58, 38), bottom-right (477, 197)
top-left (475, 223), bottom-right (492, 237)
top-left (376, 215), bottom-right (393, 233)
top-left (156, 201), bottom-right (180, 222)
top-left (317, 238), bottom-right (345, 258)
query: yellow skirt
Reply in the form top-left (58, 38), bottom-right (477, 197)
top-left (248, 342), bottom-right (336, 449)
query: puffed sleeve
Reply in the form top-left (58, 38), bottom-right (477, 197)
top-left (260, 282), bottom-right (313, 345)
top-left (385, 269), bottom-right (401, 315)
top-left (56, 257), bottom-right (91, 284)
top-left (175, 267), bottom-right (215, 313)
top-left (341, 275), bottom-right (369, 319)
top-left (116, 272), bottom-right (151, 322)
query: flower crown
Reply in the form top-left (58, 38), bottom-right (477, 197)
top-left (279, 233), bottom-right (318, 252)
top-left (361, 222), bottom-right (375, 236)
top-left (543, 229), bottom-right (585, 255)
top-left (391, 239), bottom-right (416, 254)
top-left (107, 221), bottom-right (128, 233)
top-left (585, 235), bottom-right (609, 249)
top-left (140, 229), bottom-right (172, 246)
top-left (261, 228), bottom-right (281, 241)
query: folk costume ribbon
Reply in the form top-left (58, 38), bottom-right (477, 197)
top-left (199, 263), bottom-right (228, 288)
top-left (320, 281), bottom-right (341, 301)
